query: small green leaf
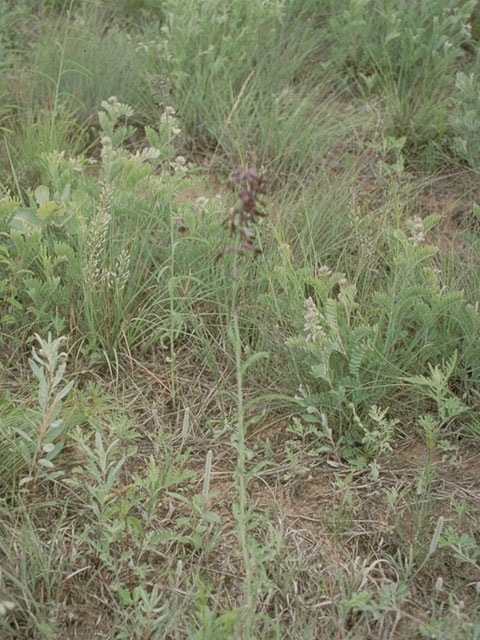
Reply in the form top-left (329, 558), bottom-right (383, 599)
top-left (35, 185), bottom-right (50, 207)
top-left (38, 458), bottom-right (54, 468)
top-left (127, 516), bottom-right (144, 536)
top-left (118, 587), bottom-right (132, 606)
top-left (11, 208), bottom-right (43, 231)
top-left (38, 201), bottom-right (66, 220)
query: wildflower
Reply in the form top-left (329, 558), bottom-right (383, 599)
top-left (170, 155), bottom-right (188, 175)
top-left (101, 96), bottom-right (134, 119)
top-left (216, 167), bottom-right (266, 263)
top-left (409, 216), bottom-right (425, 246)
top-left (82, 184), bottom-right (112, 290)
top-left (315, 264), bottom-right (332, 277)
top-left (195, 196), bottom-right (209, 210)
top-left (461, 23), bottom-right (472, 39)
top-left (108, 247), bottom-right (131, 292)
top-left (303, 297), bottom-right (326, 342)
top-left (160, 106), bottom-right (177, 122)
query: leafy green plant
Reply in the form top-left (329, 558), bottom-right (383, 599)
top-left (450, 68), bottom-right (480, 173)
top-left (189, 586), bottom-right (241, 640)
top-left (325, 0), bottom-right (475, 161)
top-left (116, 584), bottom-right (167, 640)
top-left (404, 351), bottom-right (469, 432)
top-left (15, 333), bottom-right (73, 488)
top-left (286, 271), bottom-right (378, 437)
top-left (68, 427), bottom-right (140, 585)
top-left (326, 0), bottom-right (474, 87)
top-left (159, 0), bottom-right (350, 179)
top-left (0, 93), bottom-right (195, 358)
top-left (0, 191), bottom-right (72, 342)
top-left (372, 213), bottom-right (480, 391)
top-left (440, 525), bottom-right (480, 571)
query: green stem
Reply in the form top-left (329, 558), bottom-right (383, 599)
top-left (169, 188), bottom-right (176, 408)
top-left (230, 247), bottom-right (254, 630)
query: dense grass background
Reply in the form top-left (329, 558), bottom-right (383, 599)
top-left (1, 1), bottom-right (480, 638)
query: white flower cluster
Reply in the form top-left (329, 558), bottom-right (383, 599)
top-left (315, 264), bottom-right (332, 277)
top-left (161, 106), bottom-right (181, 136)
top-left (314, 264), bottom-right (347, 287)
top-left (132, 147), bottom-right (161, 163)
top-left (104, 247), bottom-right (131, 292)
top-left (101, 96), bottom-right (134, 120)
top-left (82, 184), bottom-right (112, 290)
top-left (82, 184), bottom-right (131, 293)
top-left (303, 297), bottom-right (326, 343)
top-left (195, 196), bottom-right (209, 210)
top-left (409, 216), bottom-right (425, 246)
top-left (170, 155), bottom-right (188, 175)
top-left (461, 23), bottom-right (472, 39)
top-left (100, 135), bottom-right (116, 164)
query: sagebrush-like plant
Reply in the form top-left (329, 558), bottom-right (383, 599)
top-left (16, 333), bottom-right (73, 487)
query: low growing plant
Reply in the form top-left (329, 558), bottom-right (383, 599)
top-left (15, 333), bottom-right (73, 488)
top-left (324, 0), bottom-right (476, 161)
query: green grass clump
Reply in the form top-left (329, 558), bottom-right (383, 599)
top-left (159, 0), bottom-right (358, 179)
top-left (323, 0), bottom-right (477, 166)
top-left (0, 1), bottom-right (160, 191)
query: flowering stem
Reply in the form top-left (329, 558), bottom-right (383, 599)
top-left (217, 167), bottom-right (267, 630)
top-left (232, 309), bottom-right (254, 617)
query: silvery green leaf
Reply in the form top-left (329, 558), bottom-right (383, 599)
top-left (46, 421), bottom-right (65, 442)
top-left (47, 470), bottom-right (64, 479)
top-left (56, 379), bottom-right (74, 402)
top-left (37, 378), bottom-right (48, 411)
top-left (10, 208), bottom-right (43, 231)
top-left (34, 185), bottom-right (50, 207)
top-left (28, 358), bottom-right (42, 378)
top-left (38, 458), bottom-right (54, 468)
top-left (52, 361), bottom-right (67, 390)
top-left (14, 427), bottom-right (33, 442)
top-left (45, 442), bottom-right (64, 460)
